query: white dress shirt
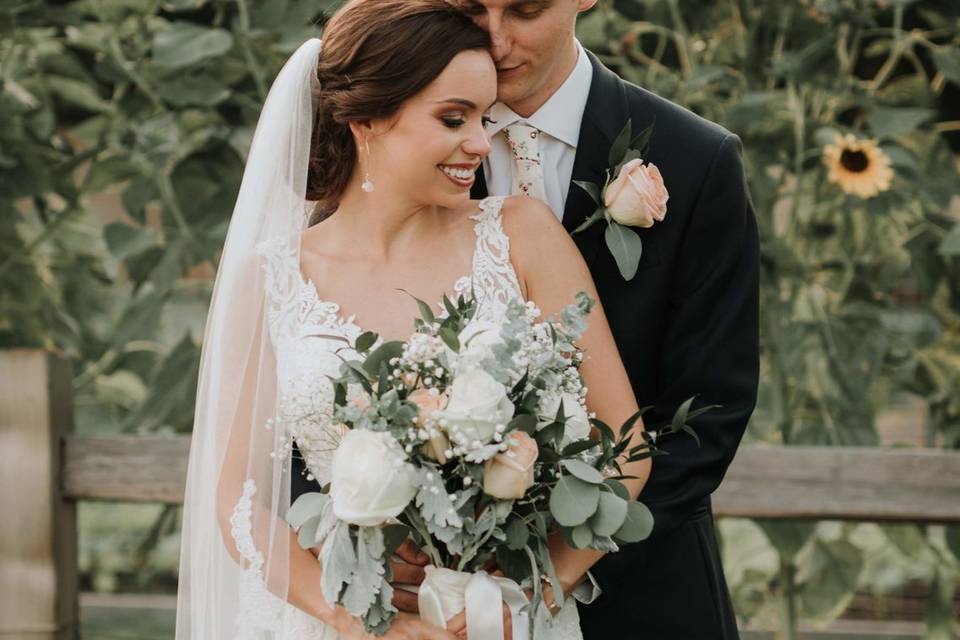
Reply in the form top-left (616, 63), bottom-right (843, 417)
top-left (483, 40), bottom-right (594, 221)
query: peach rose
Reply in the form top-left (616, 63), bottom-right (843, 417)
top-left (483, 431), bottom-right (538, 499)
top-left (604, 158), bottom-right (668, 228)
top-left (409, 389), bottom-right (450, 464)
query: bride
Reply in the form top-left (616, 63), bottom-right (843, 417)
top-left (175, 1), bottom-right (650, 638)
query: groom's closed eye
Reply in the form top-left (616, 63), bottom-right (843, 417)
top-left (459, 0), bottom-right (552, 19)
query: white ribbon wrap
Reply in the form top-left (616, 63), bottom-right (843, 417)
top-left (418, 566), bottom-right (530, 640)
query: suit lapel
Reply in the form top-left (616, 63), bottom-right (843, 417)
top-left (563, 51), bottom-right (631, 268)
top-left (563, 116), bottom-right (608, 265)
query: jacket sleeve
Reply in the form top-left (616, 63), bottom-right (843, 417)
top-left (638, 133), bottom-right (760, 537)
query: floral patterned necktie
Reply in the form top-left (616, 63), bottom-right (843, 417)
top-left (503, 123), bottom-right (547, 202)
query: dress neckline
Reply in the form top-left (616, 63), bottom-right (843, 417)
top-left (293, 196), bottom-right (509, 343)
top-left (296, 272), bottom-right (471, 344)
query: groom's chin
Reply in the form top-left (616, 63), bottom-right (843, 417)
top-left (495, 82), bottom-right (517, 105)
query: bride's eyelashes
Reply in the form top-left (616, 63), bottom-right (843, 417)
top-left (440, 115), bottom-right (497, 129)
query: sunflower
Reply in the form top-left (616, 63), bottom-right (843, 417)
top-left (822, 133), bottom-right (894, 199)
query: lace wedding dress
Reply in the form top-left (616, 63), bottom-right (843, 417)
top-left (228, 196), bottom-right (585, 639)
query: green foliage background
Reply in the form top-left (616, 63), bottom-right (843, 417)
top-left (2, 0), bottom-right (959, 635)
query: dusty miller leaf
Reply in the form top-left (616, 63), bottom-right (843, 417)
top-left (342, 527), bottom-right (387, 616)
top-left (320, 521), bottom-right (358, 605)
top-left (415, 466), bottom-right (462, 528)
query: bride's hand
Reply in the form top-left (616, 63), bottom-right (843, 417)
top-left (334, 610), bottom-right (459, 640)
top-left (390, 612), bottom-right (462, 640)
top-left (445, 604), bottom-right (513, 640)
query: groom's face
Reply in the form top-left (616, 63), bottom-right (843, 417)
top-left (454, 0), bottom-right (596, 116)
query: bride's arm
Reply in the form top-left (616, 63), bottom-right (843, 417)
top-left (501, 196), bottom-right (652, 598)
top-left (210, 307), bottom-right (452, 639)
top-left (211, 346), bottom-right (346, 628)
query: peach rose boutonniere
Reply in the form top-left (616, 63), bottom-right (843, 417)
top-left (573, 117), bottom-right (668, 280)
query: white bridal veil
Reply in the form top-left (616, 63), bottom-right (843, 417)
top-left (175, 38), bottom-right (322, 637)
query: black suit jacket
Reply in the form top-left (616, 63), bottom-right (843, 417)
top-left (473, 51), bottom-right (759, 638)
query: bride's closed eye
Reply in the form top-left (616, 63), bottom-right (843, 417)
top-left (440, 115), bottom-right (497, 128)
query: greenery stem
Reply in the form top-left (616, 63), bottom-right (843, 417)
top-left (869, 3), bottom-right (906, 93)
top-left (665, 0), bottom-right (693, 76)
top-left (235, 0), bottom-right (268, 101)
top-left (778, 556), bottom-right (799, 640)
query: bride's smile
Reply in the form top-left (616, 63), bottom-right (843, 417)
top-left (438, 163), bottom-right (480, 188)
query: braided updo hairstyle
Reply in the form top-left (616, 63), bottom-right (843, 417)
top-left (307, 0), bottom-right (491, 223)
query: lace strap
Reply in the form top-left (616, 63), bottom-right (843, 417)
top-left (457, 197), bottom-right (523, 318)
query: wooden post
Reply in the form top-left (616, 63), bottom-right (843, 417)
top-left (0, 350), bottom-right (78, 639)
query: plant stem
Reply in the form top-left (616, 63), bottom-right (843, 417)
top-left (869, 3), bottom-right (907, 93)
top-left (764, 303), bottom-right (791, 444)
top-left (665, 0), bottom-right (693, 76)
top-left (154, 172), bottom-right (201, 252)
top-left (235, 0), bottom-right (267, 101)
top-left (778, 555), bottom-right (798, 640)
top-left (108, 36), bottom-right (163, 110)
top-left (403, 506), bottom-right (443, 567)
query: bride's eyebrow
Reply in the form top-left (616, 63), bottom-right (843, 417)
top-left (435, 98), bottom-right (478, 109)
top-left (434, 98), bottom-right (498, 110)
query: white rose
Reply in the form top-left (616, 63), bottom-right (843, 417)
top-left (442, 368), bottom-right (514, 447)
top-left (449, 319), bottom-right (503, 371)
top-left (459, 320), bottom-right (502, 353)
top-left (539, 392), bottom-right (591, 444)
top-left (329, 429), bottom-right (418, 526)
top-left (604, 158), bottom-right (669, 228)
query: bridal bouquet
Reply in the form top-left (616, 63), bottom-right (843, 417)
top-left (286, 292), bottom-right (706, 637)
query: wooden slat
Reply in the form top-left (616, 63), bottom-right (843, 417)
top-left (714, 445), bottom-right (960, 522)
top-left (61, 436), bottom-right (960, 522)
top-left (62, 435), bottom-right (189, 504)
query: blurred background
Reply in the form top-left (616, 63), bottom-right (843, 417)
top-left (2, 0), bottom-right (959, 638)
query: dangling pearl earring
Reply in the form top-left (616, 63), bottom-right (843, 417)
top-left (361, 139), bottom-right (375, 193)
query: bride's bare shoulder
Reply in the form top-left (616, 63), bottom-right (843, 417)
top-left (497, 195), bottom-right (578, 261)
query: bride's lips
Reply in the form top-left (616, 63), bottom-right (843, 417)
top-left (438, 164), bottom-right (478, 189)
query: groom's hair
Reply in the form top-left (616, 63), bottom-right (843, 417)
top-left (307, 0), bottom-right (491, 220)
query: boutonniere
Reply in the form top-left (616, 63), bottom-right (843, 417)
top-left (573, 117), bottom-right (668, 280)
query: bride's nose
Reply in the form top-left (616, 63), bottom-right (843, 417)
top-left (462, 126), bottom-right (491, 158)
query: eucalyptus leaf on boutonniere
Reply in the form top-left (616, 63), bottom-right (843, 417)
top-left (573, 117), bottom-right (668, 280)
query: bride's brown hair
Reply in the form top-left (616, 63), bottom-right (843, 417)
top-left (307, 0), bottom-right (491, 222)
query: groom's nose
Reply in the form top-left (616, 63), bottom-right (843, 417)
top-left (486, 13), bottom-right (512, 62)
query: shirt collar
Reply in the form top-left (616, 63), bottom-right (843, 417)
top-left (485, 40), bottom-right (593, 148)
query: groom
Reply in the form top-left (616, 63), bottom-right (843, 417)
top-left (459, 1), bottom-right (760, 638)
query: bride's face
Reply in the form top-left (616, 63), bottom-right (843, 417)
top-left (366, 49), bottom-right (497, 209)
